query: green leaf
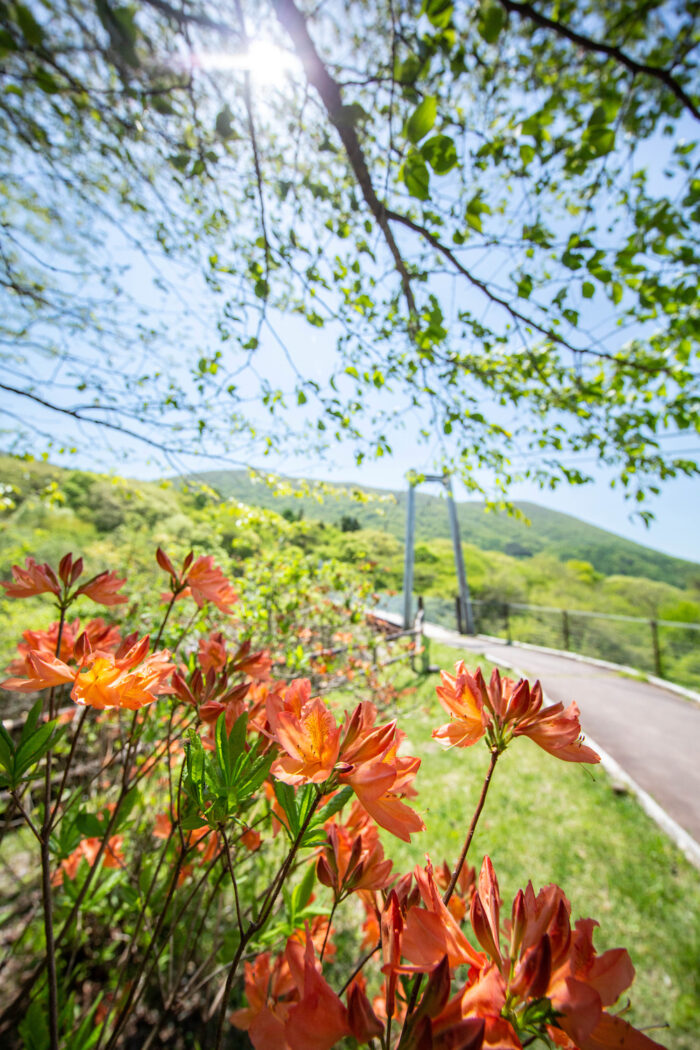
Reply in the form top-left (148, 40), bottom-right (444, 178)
top-left (296, 784), bottom-right (317, 830)
top-left (405, 97), bottom-right (437, 145)
top-left (115, 788), bottom-right (139, 830)
top-left (465, 194), bottom-right (490, 232)
top-left (76, 812), bottom-right (106, 838)
top-left (517, 274), bottom-right (533, 299)
top-left (272, 780), bottom-right (298, 837)
top-left (290, 861), bottom-right (316, 919)
top-left (421, 134), bottom-right (458, 174)
top-left (0, 724), bottom-right (15, 776)
top-left (15, 718), bottom-right (59, 779)
top-left (401, 151), bottom-right (431, 200)
top-left (582, 281), bottom-right (595, 299)
top-left (15, 4), bottom-right (44, 47)
top-left (18, 1000), bottom-right (49, 1050)
top-left (478, 0), bottom-right (506, 44)
top-left (421, 0), bottom-right (454, 29)
top-left (215, 106), bottom-right (235, 140)
top-left (314, 785), bottom-right (353, 825)
top-left (180, 809), bottom-right (209, 831)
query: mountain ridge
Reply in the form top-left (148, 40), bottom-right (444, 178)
top-left (181, 469), bottom-right (699, 590)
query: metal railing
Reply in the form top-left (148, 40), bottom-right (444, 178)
top-left (376, 591), bottom-right (700, 691)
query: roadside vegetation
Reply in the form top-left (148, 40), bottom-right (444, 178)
top-left (2, 455), bottom-right (699, 688)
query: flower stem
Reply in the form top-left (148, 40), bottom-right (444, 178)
top-left (400, 747), bottom-right (500, 1046)
top-left (39, 603), bottom-right (67, 1050)
top-left (154, 588), bottom-right (181, 649)
top-left (443, 746), bottom-right (499, 906)
top-left (213, 791), bottom-right (321, 1050)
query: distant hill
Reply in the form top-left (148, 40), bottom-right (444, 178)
top-left (184, 469), bottom-right (700, 590)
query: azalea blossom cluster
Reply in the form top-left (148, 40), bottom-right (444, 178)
top-left (268, 680), bottom-right (424, 842)
top-left (157, 547), bottom-right (239, 613)
top-left (434, 663), bottom-right (600, 764)
top-left (1, 552), bottom-right (127, 607)
top-left (2, 632), bottom-right (174, 710)
top-left (0, 551), bottom-right (666, 1050)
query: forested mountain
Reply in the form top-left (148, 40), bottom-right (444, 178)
top-left (185, 470), bottom-right (699, 590)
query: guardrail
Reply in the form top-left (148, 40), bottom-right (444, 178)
top-left (375, 592), bottom-right (700, 690)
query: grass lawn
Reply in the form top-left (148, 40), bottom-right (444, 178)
top-left (332, 641), bottom-right (700, 1050)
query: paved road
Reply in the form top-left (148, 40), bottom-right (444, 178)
top-left (420, 624), bottom-right (700, 846)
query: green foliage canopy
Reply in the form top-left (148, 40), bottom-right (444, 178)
top-left (1, 0), bottom-right (699, 510)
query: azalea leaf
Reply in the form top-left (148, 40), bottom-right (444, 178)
top-left (314, 785), bottom-right (353, 825)
top-left (272, 780), bottom-right (298, 838)
top-left (289, 861), bottom-right (316, 920)
top-left (76, 812), bottom-right (106, 838)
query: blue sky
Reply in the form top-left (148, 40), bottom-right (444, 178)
top-left (2, 32), bottom-right (698, 565)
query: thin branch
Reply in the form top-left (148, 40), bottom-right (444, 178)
top-left (272, 0), bottom-right (417, 316)
top-left (500, 0), bottom-right (700, 121)
top-left (0, 383), bottom-right (189, 454)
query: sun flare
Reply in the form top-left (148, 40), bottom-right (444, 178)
top-left (195, 39), bottom-right (296, 88)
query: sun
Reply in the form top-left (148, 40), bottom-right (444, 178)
top-left (195, 39), bottom-right (297, 89)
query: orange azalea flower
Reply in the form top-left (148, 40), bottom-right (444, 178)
top-left (284, 935), bottom-right (350, 1050)
top-left (347, 978), bottom-right (383, 1042)
top-left (402, 860), bottom-right (484, 972)
top-left (317, 819), bottom-right (393, 899)
top-left (2, 649), bottom-right (74, 692)
top-left (232, 931), bottom-right (350, 1050)
top-left (75, 569), bottom-right (127, 606)
top-left (338, 703), bottom-right (424, 843)
top-left (271, 696), bottom-right (342, 785)
top-left (229, 639), bottom-right (272, 681)
top-left (434, 858), bottom-right (476, 924)
top-left (431, 857), bottom-right (663, 1050)
top-left (198, 631), bottom-right (228, 674)
top-left (268, 689), bottom-right (424, 841)
top-left (1, 554), bottom-right (127, 607)
top-left (433, 664), bottom-right (599, 764)
top-left (7, 617), bottom-right (121, 674)
top-left (72, 643), bottom-right (173, 710)
top-left (240, 826), bottom-right (262, 852)
top-left (53, 835), bottom-right (124, 885)
top-left (1, 557), bottom-right (61, 599)
top-left (157, 547), bottom-right (238, 613)
top-left (3, 633), bottom-right (173, 710)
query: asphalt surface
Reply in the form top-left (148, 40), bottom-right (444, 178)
top-left (422, 624), bottom-right (700, 846)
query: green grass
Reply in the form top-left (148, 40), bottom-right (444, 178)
top-left (331, 641), bottom-right (700, 1050)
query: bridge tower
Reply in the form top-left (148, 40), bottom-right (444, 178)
top-left (402, 473), bottom-right (475, 634)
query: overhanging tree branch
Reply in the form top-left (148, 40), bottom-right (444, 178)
top-left (272, 0), bottom-right (418, 317)
top-left (500, 0), bottom-right (700, 121)
top-left (0, 383), bottom-right (190, 455)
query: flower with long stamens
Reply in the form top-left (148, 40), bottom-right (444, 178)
top-left (268, 687), bottom-right (423, 839)
top-left (2, 632), bottom-right (173, 710)
top-left (271, 696), bottom-right (342, 786)
top-left (433, 663), bottom-right (599, 764)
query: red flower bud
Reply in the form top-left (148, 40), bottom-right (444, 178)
top-left (156, 547), bottom-right (177, 578)
top-left (347, 981), bottom-right (383, 1041)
